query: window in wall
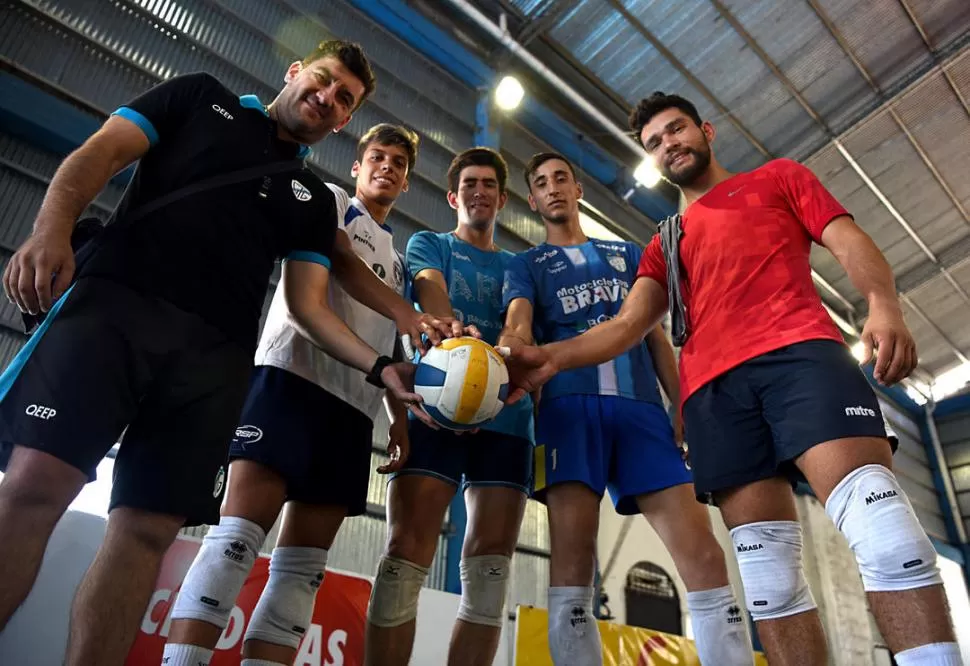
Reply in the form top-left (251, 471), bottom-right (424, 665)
top-left (624, 561), bottom-right (681, 635)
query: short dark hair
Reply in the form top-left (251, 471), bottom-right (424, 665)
top-left (357, 124), bottom-right (420, 172)
top-left (628, 91), bottom-right (703, 139)
top-left (447, 147), bottom-right (509, 193)
top-left (524, 152), bottom-right (577, 190)
top-left (303, 40), bottom-right (376, 110)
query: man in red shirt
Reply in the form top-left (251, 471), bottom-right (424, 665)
top-left (503, 92), bottom-right (961, 666)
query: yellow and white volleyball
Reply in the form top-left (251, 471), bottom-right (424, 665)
top-left (414, 337), bottom-right (509, 430)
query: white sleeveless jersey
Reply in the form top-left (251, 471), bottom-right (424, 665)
top-left (255, 184), bottom-right (405, 420)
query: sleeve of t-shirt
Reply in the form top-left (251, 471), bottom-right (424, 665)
top-left (772, 158), bottom-right (850, 243)
top-left (286, 181), bottom-right (337, 269)
top-left (110, 72), bottom-right (220, 147)
top-left (325, 183), bottom-right (351, 226)
top-left (636, 235), bottom-right (667, 285)
top-left (502, 253), bottom-right (535, 309)
top-left (406, 231), bottom-right (445, 278)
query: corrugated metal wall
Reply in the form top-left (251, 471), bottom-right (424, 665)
top-left (0, 0), bottom-right (564, 601)
top-left (877, 396), bottom-right (949, 541)
top-left (936, 410), bottom-right (970, 538)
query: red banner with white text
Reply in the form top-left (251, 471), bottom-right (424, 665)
top-left (125, 536), bottom-right (371, 666)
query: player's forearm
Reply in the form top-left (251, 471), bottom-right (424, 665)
top-left (646, 326), bottom-right (680, 406)
top-left (547, 314), bottom-right (644, 372)
top-left (35, 146), bottom-right (119, 239)
top-left (383, 391), bottom-right (409, 425)
top-left (498, 321), bottom-right (533, 349)
top-left (842, 242), bottom-right (901, 312)
top-left (332, 240), bottom-right (412, 324)
top-left (287, 303), bottom-right (379, 373)
top-left (413, 279), bottom-right (455, 320)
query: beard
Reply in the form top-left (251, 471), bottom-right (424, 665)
top-left (661, 144), bottom-right (712, 187)
top-left (277, 91), bottom-right (333, 144)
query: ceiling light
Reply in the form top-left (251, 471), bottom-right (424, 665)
top-left (634, 159), bottom-right (661, 188)
top-left (495, 75), bottom-right (524, 111)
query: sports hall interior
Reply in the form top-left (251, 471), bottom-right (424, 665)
top-left (0, 0), bottom-right (968, 664)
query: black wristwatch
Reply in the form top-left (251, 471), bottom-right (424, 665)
top-left (366, 355), bottom-right (395, 388)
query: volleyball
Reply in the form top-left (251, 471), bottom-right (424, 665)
top-left (414, 337), bottom-right (509, 430)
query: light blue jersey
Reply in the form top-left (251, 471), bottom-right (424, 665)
top-left (503, 239), bottom-right (663, 406)
top-left (406, 231), bottom-right (534, 441)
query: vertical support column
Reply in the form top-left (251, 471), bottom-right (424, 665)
top-left (444, 87), bottom-right (501, 595)
top-left (475, 87), bottom-right (501, 149)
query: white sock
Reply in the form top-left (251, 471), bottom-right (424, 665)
top-left (547, 586), bottom-right (602, 666)
top-left (894, 642), bottom-right (964, 666)
top-left (686, 585), bottom-right (753, 666)
top-left (161, 643), bottom-right (213, 666)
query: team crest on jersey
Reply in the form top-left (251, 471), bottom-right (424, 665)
top-left (291, 179), bottom-right (312, 201)
top-left (607, 255), bottom-right (627, 272)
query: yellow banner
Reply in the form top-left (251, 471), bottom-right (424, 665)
top-left (514, 606), bottom-right (768, 666)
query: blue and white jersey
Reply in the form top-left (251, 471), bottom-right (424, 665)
top-left (406, 231), bottom-right (534, 441)
top-left (503, 239), bottom-right (663, 406)
top-left (256, 184), bottom-right (405, 421)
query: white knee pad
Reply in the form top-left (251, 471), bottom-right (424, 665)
top-left (826, 464), bottom-right (941, 592)
top-left (171, 516), bottom-right (266, 628)
top-left (245, 546), bottom-right (328, 649)
top-left (457, 554), bottom-right (511, 628)
top-left (366, 555), bottom-right (429, 628)
top-left (730, 521), bottom-right (816, 621)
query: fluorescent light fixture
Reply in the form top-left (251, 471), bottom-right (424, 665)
top-left (633, 158), bottom-right (661, 188)
top-left (495, 75), bottom-right (524, 111)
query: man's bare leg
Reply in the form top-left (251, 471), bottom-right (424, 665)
top-left (446, 485), bottom-right (526, 666)
top-left (65, 506), bottom-right (185, 666)
top-left (715, 477), bottom-right (828, 666)
top-left (0, 446), bottom-right (86, 631)
top-left (166, 460), bottom-right (286, 654)
top-left (797, 437), bottom-right (958, 659)
top-left (545, 482), bottom-right (603, 666)
top-left (364, 474), bottom-right (454, 666)
top-left (241, 500), bottom-right (347, 664)
top-left (637, 483), bottom-right (752, 665)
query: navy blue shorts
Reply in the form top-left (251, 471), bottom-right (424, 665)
top-left (0, 277), bottom-right (251, 527)
top-left (392, 420), bottom-right (533, 494)
top-left (535, 395), bottom-right (691, 515)
top-left (683, 339), bottom-right (889, 500)
top-left (228, 366), bottom-right (373, 516)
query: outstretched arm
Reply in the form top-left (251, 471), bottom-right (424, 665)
top-left (284, 259), bottom-right (436, 427)
top-left (330, 231), bottom-right (463, 349)
top-left (548, 276), bottom-right (668, 371)
top-left (504, 277), bottom-right (668, 401)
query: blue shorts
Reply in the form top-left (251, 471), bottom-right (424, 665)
top-left (393, 421), bottom-right (533, 494)
top-left (683, 339), bottom-right (889, 501)
top-left (228, 366), bottom-right (373, 516)
top-left (534, 395), bottom-right (691, 515)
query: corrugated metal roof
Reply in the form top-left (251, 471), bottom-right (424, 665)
top-left (490, 0), bottom-right (970, 380)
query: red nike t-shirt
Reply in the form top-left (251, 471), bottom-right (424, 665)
top-left (637, 158), bottom-right (847, 406)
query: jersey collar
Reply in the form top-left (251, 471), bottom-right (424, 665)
top-left (350, 196), bottom-right (393, 234)
top-left (239, 94), bottom-right (311, 159)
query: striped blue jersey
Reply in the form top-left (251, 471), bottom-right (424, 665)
top-left (503, 239), bottom-right (663, 405)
